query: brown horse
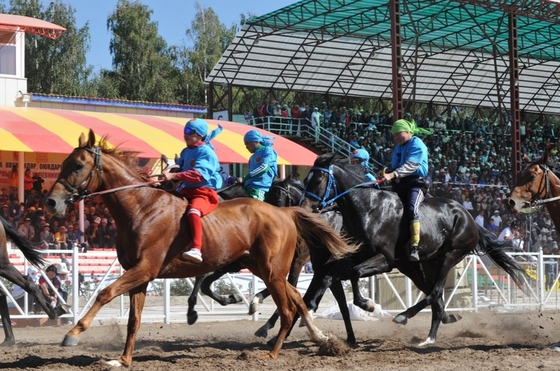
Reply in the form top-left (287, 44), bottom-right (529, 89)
top-left (44, 130), bottom-right (357, 367)
top-left (505, 151), bottom-right (560, 226)
top-left (0, 216), bottom-right (62, 345)
top-left (505, 150), bottom-right (560, 350)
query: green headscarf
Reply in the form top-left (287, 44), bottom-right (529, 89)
top-left (391, 119), bottom-right (432, 135)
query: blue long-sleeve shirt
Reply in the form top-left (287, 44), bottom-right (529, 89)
top-left (245, 145), bottom-right (278, 191)
top-left (176, 144), bottom-right (223, 190)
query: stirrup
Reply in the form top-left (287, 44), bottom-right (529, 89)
top-left (409, 247), bottom-right (420, 262)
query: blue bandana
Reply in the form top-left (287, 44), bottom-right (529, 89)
top-left (244, 129), bottom-right (274, 147)
top-left (184, 118), bottom-right (222, 149)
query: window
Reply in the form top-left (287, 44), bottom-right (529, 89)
top-left (0, 31), bottom-right (16, 76)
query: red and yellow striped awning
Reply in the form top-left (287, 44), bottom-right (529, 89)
top-left (0, 107), bottom-right (317, 166)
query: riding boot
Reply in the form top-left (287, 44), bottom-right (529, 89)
top-left (409, 220), bottom-right (421, 262)
top-left (183, 210), bottom-right (203, 263)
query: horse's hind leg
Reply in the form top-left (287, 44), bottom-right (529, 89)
top-left (0, 295), bottom-right (15, 346)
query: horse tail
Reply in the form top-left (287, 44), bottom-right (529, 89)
top-left (0, 216), bottom-right (47, 268)
top-left (475, 224), bottom-right (524, 288)
top-left (288, 207), bottom-right (359, 259)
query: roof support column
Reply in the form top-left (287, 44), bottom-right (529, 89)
top-left (390, 0), bottom-right (403, 122)
top-left (508, 12), bottom-right (521, 184)
top-left (208, 82), bottom-right (214, 119)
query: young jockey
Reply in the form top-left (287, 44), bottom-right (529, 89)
top-left (381, 119), bottom-right (429, 261)
top-left (243, 129), bottom-right (278, 201)
top-left (163, 118), bottom-right (222, 263)
top-left (350, 148), bottom-right (376, 181)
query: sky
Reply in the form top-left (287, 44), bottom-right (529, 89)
top-left (57, 0), bottom-right (297, 73)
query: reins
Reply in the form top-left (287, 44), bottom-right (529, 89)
top-left (58, 146), bottom-right (160, 204)
top-left (302, 164), bottom-right (379, 209)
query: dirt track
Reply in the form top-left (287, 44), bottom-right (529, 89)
top-left (1, 309), bottom-right (560, 370)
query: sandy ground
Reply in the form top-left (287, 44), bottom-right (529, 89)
top-left (1, 308), bottom-right (560, 370)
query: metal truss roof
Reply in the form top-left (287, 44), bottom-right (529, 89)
top-left (206, 0), bottom-right (560, 114)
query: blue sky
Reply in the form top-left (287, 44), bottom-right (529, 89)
top-left (59, 0), bottom-right (297, 73)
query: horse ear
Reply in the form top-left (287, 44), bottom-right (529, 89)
top-left (86, 129), bottom-right (96, 148)
top-left (542, 149), bottom-right (550, 164)
top-left (174, 154), bottom-right (179, 162)
top-left (523, 153), bottom-right (530, 163)
top-left (78, 132), bottom-right (86, 147)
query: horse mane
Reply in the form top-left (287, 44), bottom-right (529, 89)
top-left (315, 153), bottom-right (369, 184)
top-left (97, 136), bottom-right (151, 182)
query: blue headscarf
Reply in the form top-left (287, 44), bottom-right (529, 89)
top-left (243, 129), bottom-right (275, 147)
top-left (351, 148), bottom-right (370, 161)
top-left (184, 118), bottom-right (223, 149)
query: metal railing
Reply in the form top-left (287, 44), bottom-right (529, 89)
top-left (4, 244), bottom-right (560, 325)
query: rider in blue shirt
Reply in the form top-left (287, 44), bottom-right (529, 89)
top-left (350, 148), bottom-right (376, 182)
top-left (382, 119), bottom-right (429, 262)
top-left (243, 130), bottom-right (278, 201)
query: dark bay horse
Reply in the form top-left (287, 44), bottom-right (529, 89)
top-left (300, 153), bottom-right (524, 346)
top-left (44, 130), bottom-right (358, 367)
top-left (0, 216), bottom-right (62, 345)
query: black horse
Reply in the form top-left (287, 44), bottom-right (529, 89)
top-left (299, 153), bottom-right (524, 346)
top-left (0, 216), bottom-right (63, 345)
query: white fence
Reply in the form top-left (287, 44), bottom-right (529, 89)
top-left (3, 243), bottom-right (560, 325)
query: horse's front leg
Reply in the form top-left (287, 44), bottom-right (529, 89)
top-left (350, 253), bottom-right (391, 312)
top-left (105, 283), bottom-right (149, 368)
top-left (187, 274), bottom-right (207, 325)
top-left (62, 264), bottom-right (156, 350)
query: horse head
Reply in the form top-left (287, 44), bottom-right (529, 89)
top-left (265, 177), bottom-right (303, 207)
top-left (44, 129), bottom-right (149, 217)
top-left (301, 152), bottom-right (366, 212)
top-left (505, 151), bottom-right (555, 214)
top-left (217, 182), bottom-right (248, 200)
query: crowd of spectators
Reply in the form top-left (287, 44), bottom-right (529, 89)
top-left (248, 100), bottom-right (560, 254)
top-left (0, 185), bottom-right (116, 252)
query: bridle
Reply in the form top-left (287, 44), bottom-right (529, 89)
top-left (56, 147), bottom-right (103, 204)
top-left (269, 183), bottom-right (302, 207)
top-left (55, 146), bottom-right (157, 205)
top-left (521, 162), bottom-right (560, 207)
top-left (302, 164), bottom-right (374, 211)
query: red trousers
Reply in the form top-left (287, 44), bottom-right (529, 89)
top-left (179, 187), bottom-right (219, 249)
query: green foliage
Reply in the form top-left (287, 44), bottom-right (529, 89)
top-left (9, 0), bottom-right (93, 95)
top-left (106, 0), bottom-right (180, 102)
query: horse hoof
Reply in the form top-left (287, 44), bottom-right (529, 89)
top-left (61, 335), bottom-right (80, 347)
top-left (248, 302), bottom-right (259, 315)
top-left (417, 337), bottom-right (435, 347)
top-left (443, 313), bottom-right (462, 324)
top-left (103, 359), bottom-right (124, 367)
top-left (0, 339), bottom-right (15, 347)
top-left (231, 293), bottom-right (244, 304)
top-left (254, 326), bottom-right (269, 338)
top-left (266, 336), bottom-right (277, 347)
top-left (187, 312), bottom-right (198, 325)
top-left (393, 314), bottom-right (408, 325)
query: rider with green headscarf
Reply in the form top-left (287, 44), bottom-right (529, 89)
top-left (381, 118), bottom-right (429, 261)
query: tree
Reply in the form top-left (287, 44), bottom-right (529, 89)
top-left (178, 1), bottom-right (238, 106)
top-left (106, 0), bottom-right (179, 102)
top-left (8, 0), bottom-right (93, 96)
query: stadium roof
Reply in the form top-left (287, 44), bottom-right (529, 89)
top-left (207, 0), bottom-right (560, 115)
